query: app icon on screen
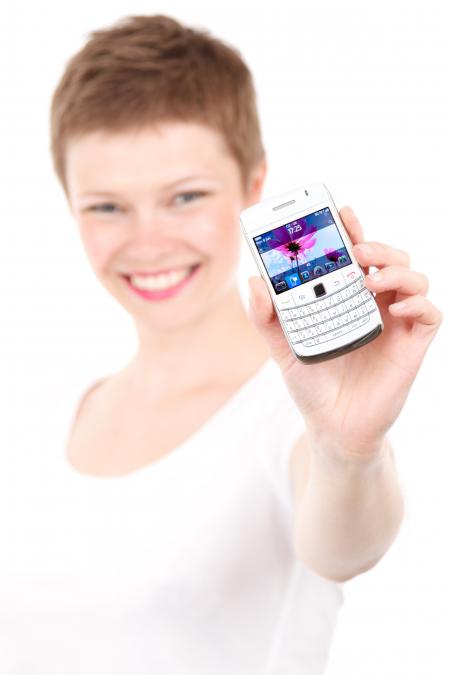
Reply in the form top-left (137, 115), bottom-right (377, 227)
top-left (286, 273), bottom-right (300, 288)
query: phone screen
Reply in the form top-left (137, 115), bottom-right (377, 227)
top-left (253, 207), bottom-right (352, 294)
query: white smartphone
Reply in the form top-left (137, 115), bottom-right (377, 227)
top-left (240, 182), bottom-right (383, 363)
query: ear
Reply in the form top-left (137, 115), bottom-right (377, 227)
top-left (243, 157), bottom-right (267, 207)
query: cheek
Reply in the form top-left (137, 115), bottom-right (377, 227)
top-left (78, 222), bottom-right (124, 271)
top-left (190, 207), bottom-right (241, 264)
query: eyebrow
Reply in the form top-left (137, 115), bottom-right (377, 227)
top-left (76, 174), bottom-right (215, 198)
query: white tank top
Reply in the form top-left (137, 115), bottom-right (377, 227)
top-left (0, 358), bottom-right (343, 674)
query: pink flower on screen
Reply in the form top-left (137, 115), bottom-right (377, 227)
top-left (324, 247), bottom-right (339, 262)
top-left (279, 232), bottom-right (317, 261)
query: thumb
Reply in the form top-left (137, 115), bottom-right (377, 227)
top-left (248, 276), bottom-right (294, 366)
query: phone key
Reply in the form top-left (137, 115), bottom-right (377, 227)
top-left (331, 327), bottom-right (347, 340)
top-left (333, 316), bottom-right (344, 328)
top-left (324, 296), bottom-right (335, 308)
top-left (324, 320), bottom-right (335, 332)
top-left (289, 331), bottom-right (299, 342)
top-left (319, 309), bottom-right (331, 322)
top-left (291, 284), bottom-right (307, 298)
top-left (361, 288), bottom-right (371, 301)
top-left (359, 315), bottom-right (370, 325)
top-left (280, 310), bottom-right (292, 320)
top-left (346, 321), bottom-right (358, 333)
top-left (303, 338), bottom-right (315, 347)
top-left (365, 298), bottom-right (377, 312)
top-left (341, 312), bottom-right (351, 324)
top-left (299, 329), bottom-right (311, 340)
top-left (316, 300), bottom-right (326, 311)
top-left (316, 323), bottom-right (326, 334)
top-left (319, 334), bottom-right (331, 344)
top-left (328, 305), bottom-right (339, 318)
top-left (290, 308), bottom-right (300, 319)
top-left (275, 295), bottom-right (296, 309)
top-left (337, 302), bottom-right (347, 315)
top-left (353, 293), bottom-right (363, 306)
top-left (294, 318), bottom-right (306, 330)
top-left (285, 321), bottom-right (296, 332)
top-left (345, 297), bottom-right (355, 311)
top-left (334, 292), bottom-right (343, 304)
top-left (341, 288), bottom-right (351, 300)
top-left (313, 336), bottom-right (323, 345)
top-left (310, 313), bottom-right (321, 325)
top-left (350, 283), bottom-right (359, 296)
top-left (356, 278), bottom-right (365, 290)
top-left (357, 305), bottom-right (366, 317)
top-left (308, 326), bottom-right (318, 337)
top-left (303, 315), bottom-right (313, 327)
top-left (349, 308), bottom-right (360, 321)
top-left (304, 304), bottom-right (316, 315)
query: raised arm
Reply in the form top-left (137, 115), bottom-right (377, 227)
top-left (288, 431), bottom-right (403, 581)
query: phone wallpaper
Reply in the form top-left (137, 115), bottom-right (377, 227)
top-left (253, 207), bottom-right (352, 294)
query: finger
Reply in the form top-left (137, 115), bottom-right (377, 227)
top-left (353, 241), bottom-right (410, 270)
top-left (338, 207), bottom-right (371, 276)
top-left (248, 276), bottom-right (293, 364)
top-left (339, 206), bottom-right (365, 246)
top-left (364, 266), bottom-right (429, 297)
top-left (389, 295), bottom-right (443, 332)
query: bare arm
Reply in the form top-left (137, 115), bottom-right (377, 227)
top-left (289, 431), bottom-right (404, 582)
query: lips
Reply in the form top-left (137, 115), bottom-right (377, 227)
top-left (130, 266), bottom-right (194, 291)
top-left (121, 263), bottom-right (201, 300)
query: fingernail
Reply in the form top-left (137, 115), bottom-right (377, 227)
top-left (368, 270), bottom-right (383, 282)
top-left (392, 301), bottom-right (406, 311)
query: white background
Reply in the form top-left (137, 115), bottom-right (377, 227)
top-left (1, 1), bottom-right (449, 673)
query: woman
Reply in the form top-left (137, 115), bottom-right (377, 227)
top-left (0, 13), bottom-right (442, 675)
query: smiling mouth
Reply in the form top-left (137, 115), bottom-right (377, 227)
top-left (121, 263), bottom-right (201, 299)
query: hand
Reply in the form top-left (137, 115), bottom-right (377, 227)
top-left (248, 206), bottom-right (443, 463)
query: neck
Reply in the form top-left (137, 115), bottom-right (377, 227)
top-left (125, 283), bottom-right (270, 397)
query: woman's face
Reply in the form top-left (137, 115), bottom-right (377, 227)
top-left (65, 122), bottom-right (266, 332)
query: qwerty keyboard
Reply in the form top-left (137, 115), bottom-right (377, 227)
top-left (279, 274), bottom-right (378, 347)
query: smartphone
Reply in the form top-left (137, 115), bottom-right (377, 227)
top-left (240, 182), bottom-right (383, 363)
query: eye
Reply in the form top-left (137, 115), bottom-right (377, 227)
top-left (86, 203), bottom-right (121, 213)
top-left (173, 191), bottom-right (207, 205)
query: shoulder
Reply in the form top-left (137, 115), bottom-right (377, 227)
top-left (66, 375), bottom-right (110, 445)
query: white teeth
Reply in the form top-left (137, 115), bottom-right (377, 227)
top-left (129, 267), bottom-right (193, 291)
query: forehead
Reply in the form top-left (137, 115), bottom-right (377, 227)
top-left (65, 121), bottom-right (237, 195)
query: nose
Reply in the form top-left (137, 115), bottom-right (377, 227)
top-left (129, 207), bottom-right (178, 250)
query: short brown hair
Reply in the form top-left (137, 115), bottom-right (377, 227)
top-left (49, 14), bottom-right (265, 197)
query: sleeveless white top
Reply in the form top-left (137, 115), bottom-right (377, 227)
top-left (0, 358), bottom-right (343, 674)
